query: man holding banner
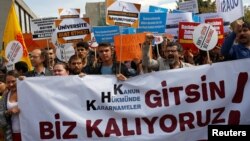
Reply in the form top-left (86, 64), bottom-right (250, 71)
top-left (221, 20), bottom-right (250, 60)
top-left (88, 42), bottom-right (131, 80)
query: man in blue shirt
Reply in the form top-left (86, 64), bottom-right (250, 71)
top-left (221, 20), bottom-right (250, 60)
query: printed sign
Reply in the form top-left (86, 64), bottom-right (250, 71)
top-left (137, 12), bottom-right (166, 34)
top-left (216, 0), bottom-right (244, 18)
top-left (179, 22), bottom-right (199, 52)
top-left (106, 0), bottom-right (141, 28)
top-left (18, 58), bottom-right (250, 141)
top-left (193, 23), bottom-right (218, 51)
top-left (55, 44), bottom-right (75, 62)
top-left (54, 18), bottom-right (91, 44)
top-left (30, 17), bottom-right (57, 40)
top-left (51, 31), bottom-right (75, 62)
top-left (120, 27), bottom-right (136, 34)
top-left (205, 18), bottom-right (224, 46)
top-left (166, 12), bottom-right (193, 37)
top-left (179, 0), bottom-right (199, 13)
top-left (149, 5), bottom-right (168, 13)
top-left (172, 9), bottom-right (200, 22)
top-left (199, 12), bottom-right (231, 32)
top-left (5, 40), bottom-right (23, 64)
top-left (92, 26), bottom-right (119, 44)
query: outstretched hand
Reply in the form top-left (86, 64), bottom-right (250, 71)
top-left (232, 20), bottom-right (244, 34)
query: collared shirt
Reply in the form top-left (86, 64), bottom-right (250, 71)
top-left (33, 68), bottom-right (46, 77)
top-left (25, 68), bottom-right (52, 77)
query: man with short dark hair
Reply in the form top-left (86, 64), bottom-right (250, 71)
top-left (142, 34), bottom-right (193, 73)
top-left (43, 47), bottom-right (56, 71)
top-left (75, 41), bottom-right (89, 66)
top-left (88, 42), bottom-right (131, 80)
top-left (68, 55), bottom-right (84, 75)
top-left (15, 61), bottom-right (28, 75)
top-left (221, 20), bottom-right (250, 60)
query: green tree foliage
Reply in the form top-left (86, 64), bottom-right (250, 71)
top-left (176, 0), bottom-right (216, 13)
top-left (244, 6), bottom-right (250, 23)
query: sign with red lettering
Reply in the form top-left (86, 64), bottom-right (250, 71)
top-left (193, 23), bottom-right (218, 51)
top-left (205, 18), bottom-right (224, 46)
top-left (5, 40), bottom-right (23, 64)
top-left (18, 59), bottom-right (250, 140)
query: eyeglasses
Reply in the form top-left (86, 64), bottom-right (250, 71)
top-left (30, 55), bottom-right (40, 59)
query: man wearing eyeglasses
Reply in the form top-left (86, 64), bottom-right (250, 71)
top-left (221, 20), bottom-right (250, 60)
top-left (142, 34), bottom-right (193, 73)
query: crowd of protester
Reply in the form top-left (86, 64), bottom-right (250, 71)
top-left (0, 19), bottom-right (249, 141)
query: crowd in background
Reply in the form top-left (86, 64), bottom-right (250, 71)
top-left (0, 19), bottom-right (249, 141)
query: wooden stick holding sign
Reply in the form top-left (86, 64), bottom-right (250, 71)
top-left (119, 27), bottom-right (123, 74)
top-left (193, 23), bottom-right (218, 65)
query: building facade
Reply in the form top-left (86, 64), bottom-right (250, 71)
top-left (85, 2), bottom-right (106, 26)
top-left (0, 0), bottom-right (37, 51)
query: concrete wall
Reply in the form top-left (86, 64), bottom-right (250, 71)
top-left (85, 2), bottom-right (106, 26)
top-left (0, 0), bottom-right (12, 51)
top-left (0, 0), bottom-right (37, 51)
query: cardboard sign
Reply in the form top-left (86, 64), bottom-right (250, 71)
top-left (114, 33), bottom-right (146, 61)
top-left (193, 23), bottom-right (218, 51)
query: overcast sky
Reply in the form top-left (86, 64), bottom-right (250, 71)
top-left (22, 0), bottom-right (179, 18)
top-left (23, 0), bottom-right (250, 18)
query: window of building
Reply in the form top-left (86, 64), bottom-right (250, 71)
top-left (20, 8), bottom-right (25, 33)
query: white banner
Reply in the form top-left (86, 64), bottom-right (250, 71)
top-left (216, 0), bottom-right (244, 22)
top-left (18, 59), bottom-right (250, 141)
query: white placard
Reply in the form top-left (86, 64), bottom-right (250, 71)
top-left (30, 17), bottom-right (57, 40)
top-left (193, 23), bottom-right (218, 51)
top-left (5, 40), bottom-right (23, 64)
